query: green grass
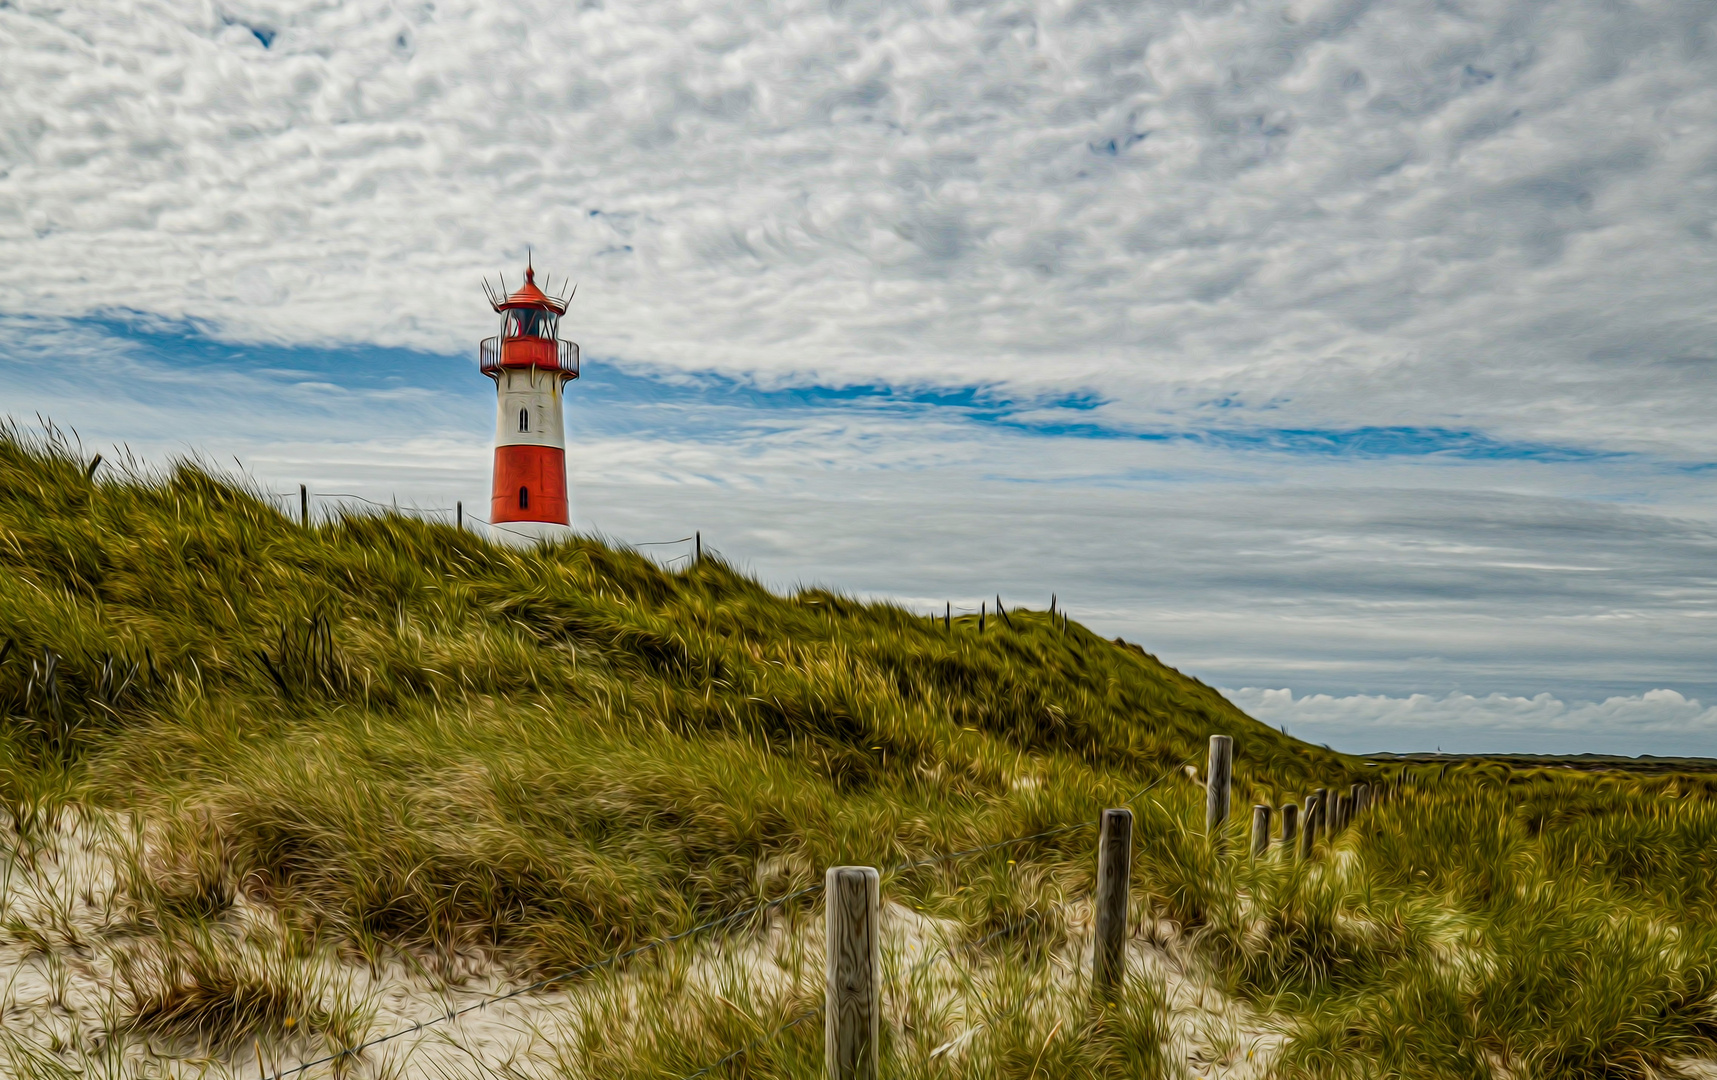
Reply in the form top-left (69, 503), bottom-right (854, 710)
top-left (5, 426), bottom-right (1717, 1079)
top-left (0, 426), bottom-right (1340, 969)
top-left (1244, 772), bottom-right (1717, 1079)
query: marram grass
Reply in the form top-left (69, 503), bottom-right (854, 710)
top-left (0, 426), bottom-right (1337, 968)
top-left (5, 427), bottom-right (1717, 1078)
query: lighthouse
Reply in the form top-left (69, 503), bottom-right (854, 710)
top-left (480, 262), bottom-right (579, 533)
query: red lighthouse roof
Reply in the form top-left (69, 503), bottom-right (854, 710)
top-left (483, 262), bottom-right (573, 314)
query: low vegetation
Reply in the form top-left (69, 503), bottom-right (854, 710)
top-left (3, 426), bottom-right (1716, 1079)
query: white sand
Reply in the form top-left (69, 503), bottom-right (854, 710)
top-left (2, 809), bottom-right (1278, 1080)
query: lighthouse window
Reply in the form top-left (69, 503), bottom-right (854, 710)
top-left (519, 486), bottom-right (529, 509)
top-left (518, 407), bottom-right (529, 432)
top-left (503, 309), bottom-right (557, 340)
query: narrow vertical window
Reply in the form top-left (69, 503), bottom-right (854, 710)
top-left (519, 486), bottom-right (529, 509)
top-left (518, 407), bottom-right (529, 432)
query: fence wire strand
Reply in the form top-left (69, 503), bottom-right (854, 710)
top-left (278, 757), bottom-right (1195, 1078)
top-left (313, 493), bottom-right (456, 514)
top-left (666, 757), bottom-right (1196, 1079)
top-left (277, 880), bottom-right (825, 1079)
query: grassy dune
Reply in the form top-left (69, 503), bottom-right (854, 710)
top-left (4, 428), bottom-right (1717, 1079)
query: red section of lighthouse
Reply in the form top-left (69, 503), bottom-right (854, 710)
top-left (480, 262), bottom-right (579, 526)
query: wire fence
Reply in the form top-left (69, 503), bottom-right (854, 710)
top-left (239, 487), bottom-right (1371, 1077)
top-left (270, 758), bottom-right (1197, 1080)
top-left (267, 488), bottom-right (1065, 630)
top-left (269, 490), bottom-right (725, 564)
top-left (260, 748), bottom-right (1408, 1080)
top-left (266, 490), bottom-right (456, 516)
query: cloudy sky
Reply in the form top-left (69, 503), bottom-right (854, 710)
top-left (2, 0), bottom-right (1714, 754)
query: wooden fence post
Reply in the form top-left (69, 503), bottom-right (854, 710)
top-left (826, 866), bottom-right (880, 1080)
top-left (299, 484), bottom-right (309, 528)
top-left (1299, 795), bottom-right (1317, 858)
top-left (1092, 808), bottom-right (1133, 1003)
top-left (456, 501), bottom-right (463, 529)
top-left (1280, 802), bottom-right (1298, 853)
top-left (1206, 735), bottom-right (1233, 835)
top-left (1251, 805), bottom-right (1271, 857)
top-left (1312, 787), bottom-right (1329, 845)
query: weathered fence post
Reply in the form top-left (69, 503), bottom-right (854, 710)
top-left (1312, 787), bottom-right (1329, 845)
top-left (1300, 795), bottom-right (1317, 858)
top-left (1280, 802), bottom-right (1298, 853)
top-left (1251, 805), bottom-right (1271, 857)
top-left (299, 484), bottom-right (309, 528)
top-left (826, 867), bottom-right (880, 1080)
top-left (456, 500), bottom-right (463, 529)
top-left (1092, 808), bottom-right (1133, 1003)
top-left (1206, 735), bottom-right (1233, 835)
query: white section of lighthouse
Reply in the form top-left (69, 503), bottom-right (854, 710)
top-left (493, 366), bottom-right (566, 453)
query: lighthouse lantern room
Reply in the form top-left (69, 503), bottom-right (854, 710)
top-left (480, 261), bottom-right (579, 528)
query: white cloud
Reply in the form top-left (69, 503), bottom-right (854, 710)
top-left (1, 0), bottom-right (1714, 453)
top-left (1225, 686), bottom-right (1717, 754)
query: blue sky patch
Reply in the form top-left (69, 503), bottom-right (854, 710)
top-left (6, 316), bottom-right (1632, 466)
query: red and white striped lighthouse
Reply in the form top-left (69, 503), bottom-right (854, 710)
top-left (480, 262), bottom-right (579, 528)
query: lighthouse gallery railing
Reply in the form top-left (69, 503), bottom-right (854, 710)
top-left (479, 337), bottom-right (579, 379)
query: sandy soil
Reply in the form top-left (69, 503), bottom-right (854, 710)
top-left (1, 810), bottom-right (1276, 1080)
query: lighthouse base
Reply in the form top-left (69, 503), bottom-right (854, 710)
top-left (491, 444), bottom-right (569, 525)
top-left (486, 519), bottom-right (578, 548)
